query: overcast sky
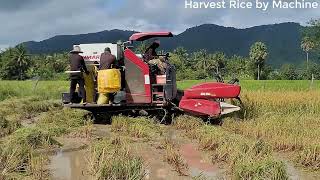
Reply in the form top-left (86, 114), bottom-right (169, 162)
top-left (0, 0), bottom-right (319, 49)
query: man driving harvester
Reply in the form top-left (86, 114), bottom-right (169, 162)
top-left (144, 40), bottom-right (167, 74)
top-left (69, 46), bottom-right (89, 104)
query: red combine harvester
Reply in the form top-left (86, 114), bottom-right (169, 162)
top-left (63, 32), bottom-right (242, 122)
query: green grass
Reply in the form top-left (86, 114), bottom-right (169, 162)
top-left (0, 80), bottom-right (319, 102)
top-left (88, 138), bottom-right (145, 180)
top-left (174, 116), bottom-right (288, 179)
top-left (0, 94), bottom-right (91, 179)
top-left (0, 80), bottom-right (319, 178)
top-left (111, 115), bottom-right (162, 140)
top-left (0, 80), bottom-right (68, 101)
top-left (178, 80), bottom-right (320, 91)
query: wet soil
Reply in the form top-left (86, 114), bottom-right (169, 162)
top-left (276, 153), bottom-right (320, 180)
top-left (48, 137), bottom-right (91, 180)
top-left (132, 142), bottom-right (189, 180)
top-left (47, 125), bottom-right (112, 180)
top-left (128, 127), bottom-right (226, 180)
top-left (46, 124), bottom-right (319, 180)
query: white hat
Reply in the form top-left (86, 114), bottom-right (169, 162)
top-left (70, 45), bottom-right (83, 53)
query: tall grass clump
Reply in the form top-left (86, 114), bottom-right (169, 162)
top-left (224, 90), bottom-right (320, 170)
top-left (184, 122), bottom-right (288, 179)
top-left (0, 80), bottom-right (68, 101)
top-left (173, 115), bottom-right (204, 131)
top-left (0, 115), bottom-right (21, 137)
top-left (0, 127), bottom-right (58, 178)
top-left (0, 96), bottom-right (62, 119)
top-left (36, 108), bottom-right (91, 136)
top-left (111, 116), bottom-right (162, 139)
top-left (199, 126), bottom-right (287, 179)
top-left (88, 138), bottom-right (145, 180)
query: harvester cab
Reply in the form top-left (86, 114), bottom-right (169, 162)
top-left (63, 32), bottom-right (242, 122)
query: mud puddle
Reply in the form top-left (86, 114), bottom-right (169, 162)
top-left (180, 143), bottom-right (226, 179)
top-left (49, 148), bottom-right (89, 180)
top-left (276, 154), bottom-right (320, 180)
top-left (47, 137), bottom-right (91, 180)
top-left (132, 142), bottom-right (189, 180)
top-left (167, 128), bottom-right (226, 179)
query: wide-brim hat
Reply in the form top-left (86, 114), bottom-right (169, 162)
top-left (70, 45), bottom-right (83, 53)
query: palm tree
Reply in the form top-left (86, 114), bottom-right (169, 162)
top-left (301, 37), bottom-right (315, 71)
top-left (211, 52), bottom-right (226, 74)
top-left (194, 49), bottom-right (209, 72)
top-left (249, 42), bottom-right (268, 80)
top-left (12, 45), bottom-right (29, 80)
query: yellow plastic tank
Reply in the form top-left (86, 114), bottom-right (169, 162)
top-left (83, 65), bottom-right (97, 103)
top-left (97, 93), bottom-right (109, 105)
top-left (98, 69), bottom-right (121, 93)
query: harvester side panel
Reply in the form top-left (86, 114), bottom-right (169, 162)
top-left (179, 98), bottom-right (221, 117)
top-left (184, 83), bottom-right (241, 99)
top-left (124, 49), bottom-right (151, 104)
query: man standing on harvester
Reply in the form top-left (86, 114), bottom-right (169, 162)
top-left (69, 46), bottom-right (89, 104)
top-left (99, 47), bottom-right (115, 70)
top-left (97, 47), bottom-right (117, 104)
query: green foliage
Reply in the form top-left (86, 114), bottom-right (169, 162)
top-left (0, 46), bottom-right (68, 80)
top-left (306, 19), bottom-right (320, 47)
top-left (0, 45), bottom-right (31, 80)
top-left (280, 64), bottom-right (298, 80)
top-left (0, 40), bottom-right (319, 81)
top-left (250, 42), bottom-right (268, 80)
top-left (134, 41), bottom-right (148, 54)
top-left (27, 53), bottom-right (69, 80)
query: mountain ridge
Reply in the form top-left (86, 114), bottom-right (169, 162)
top-left (22, 22), bottom-right (306, 67)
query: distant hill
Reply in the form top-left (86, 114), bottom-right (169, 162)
top-left (23, 29), bottom-right (136, 54)
top-left (23, 22), bottom-right (306, 67)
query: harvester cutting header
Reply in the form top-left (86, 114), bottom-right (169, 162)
top-left (62, 32), bottom-right (241, 122)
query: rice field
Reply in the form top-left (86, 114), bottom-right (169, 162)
top-left (0, 79), bottom-right (319, 179)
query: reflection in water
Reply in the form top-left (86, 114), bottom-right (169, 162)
top-left (49, 149), bottom-right (89, 180)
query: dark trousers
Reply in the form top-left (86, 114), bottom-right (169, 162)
top-left (70, 78), bottom-right (86, 103)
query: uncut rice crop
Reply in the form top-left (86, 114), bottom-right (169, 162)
top-left (111, 116), bottom-right (162, 139)
top-left (223, 90), bottom-right (320, 170)
top-left (174, 116), bottom-right (288, 179)
top-left (88, 138), bottom-right (145, 180)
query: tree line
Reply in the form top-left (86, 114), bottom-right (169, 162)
top-left (0, 19), bottom-right (319, 81)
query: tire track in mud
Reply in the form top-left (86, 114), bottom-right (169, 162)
top-left (167, 128), bottom-right (227, 180)
top-left (130, 126), bottom-right (226, 180)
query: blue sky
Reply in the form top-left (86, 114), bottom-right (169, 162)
top-left (0, 0), bottom-right (319, 50)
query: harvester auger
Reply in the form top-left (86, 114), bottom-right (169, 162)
top-left (62, 32), bottom-right (242, 123)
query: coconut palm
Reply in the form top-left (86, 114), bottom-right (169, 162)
top-left (301, 37), bottom-right (315, 71)
top-left (249, 42), bottom-right (268, 80)
top-left (11, 45), bottom-right (30, 80)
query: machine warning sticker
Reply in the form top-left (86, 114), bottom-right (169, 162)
top-left (144, 75), bottom-right (150, 85)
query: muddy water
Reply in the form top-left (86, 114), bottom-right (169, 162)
top-left (276, 154), bottom-right (320, 180)
top-left (180, 143), bottom-right (225, 179)
top-left (48, 139), bottom-right (90, 180)
top-left (48, 148), bottom-right (90, 180)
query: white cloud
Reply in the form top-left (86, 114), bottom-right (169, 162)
top-left (0, 0), bottom-right (319, 47)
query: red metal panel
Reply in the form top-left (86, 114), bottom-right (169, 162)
top-left (129, 32), bottom-right (173, 41)
top-left (179, 98), bottom-right (221, 117)
top-left (124, 49), bottom-right (151, 103)
top-left (184, 82), bottom-right (240, 99)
